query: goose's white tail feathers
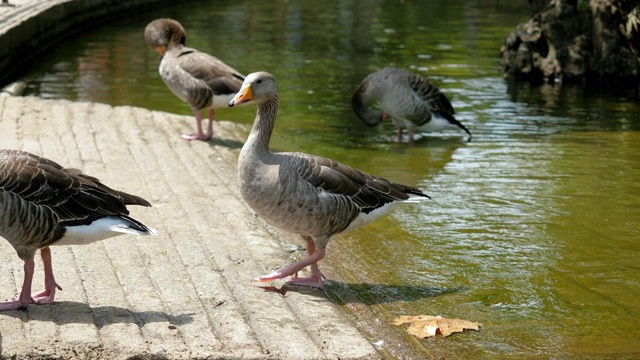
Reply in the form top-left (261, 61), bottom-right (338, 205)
top-left (405, 194), bottom-right (430, 203)
top-left (111, 223), bottom-right (157, 236)
top-left (55, 216), bottom-right (156, 246)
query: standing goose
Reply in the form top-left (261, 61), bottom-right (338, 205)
top-left (144, 18), bottom-right (245, 141)
top-left (352, 66), bottom-right (472, 144)
top-left (0, 150), bottom-right (156, 310)
top-left (229, 72), bottom-right (430, 289)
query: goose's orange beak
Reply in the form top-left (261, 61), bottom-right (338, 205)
top-left (229, 84), bottom-right (253, 107)
top-left (155, 45), bottom-right (166, 57)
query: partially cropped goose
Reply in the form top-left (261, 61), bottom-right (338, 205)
top-left (144, 18), bottom-right (245, 141)
top-left (229, 72), bottom-right (430, 289)
top-left (0, 150), bottom-right (156, 310)
top-left (352, 66), bottom-right (472, 144)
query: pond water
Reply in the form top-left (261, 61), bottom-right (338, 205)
top-left (20, 0), bottom-right (640, 358)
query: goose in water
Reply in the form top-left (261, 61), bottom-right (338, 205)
top-left (229, 72), bottom-right (430, 289)
top-left (0, 150), bottom-right (156, 310)
top-left (144, 18), bottom-right (245, 141)
top-left (352, 66), bottom-right (472, 144)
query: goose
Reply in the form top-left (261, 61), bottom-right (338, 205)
top-left (229, 72), bottom-right (430, 289)
top-left (0, 149), bottom-right (156, 311)
top-left (144, 18), bottom-right (245, 141)
top-left (351, 66), bottom-right (472, 144)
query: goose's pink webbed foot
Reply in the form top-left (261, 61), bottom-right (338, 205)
top-left (31, 283), bottom-right (62, 304)
top-left (181, 133), bottom-right (211, 141)
top-left (253, 249), bottom-right (326, 289)
top-left (182, 109), bottom-right (214, 141)
top-left (0, 298), bottom-right (29, 311)
top-left (286, 264), bottom-right (326, 289)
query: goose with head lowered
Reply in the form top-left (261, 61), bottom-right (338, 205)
top-left (352, 66), bottom-right (472, 144)
top-left (229, 72), bottom-right (430, 289)
top-left (0, 150), bottom-right (156, 310)
top-left (144, 18), bottom-right (246, 141)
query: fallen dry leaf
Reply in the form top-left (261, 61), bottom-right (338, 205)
top-left (392, 315), bottom-right (482, 338)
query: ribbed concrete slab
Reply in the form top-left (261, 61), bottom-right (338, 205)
top-left (0, 95), bottom-right (381, 360)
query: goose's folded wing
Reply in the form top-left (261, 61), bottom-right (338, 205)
top-left (0, 151), bottom-right (147, 226)
top-left (293, 155), bottom-right (428, 213)
top-left (406, 72), bottom-right (455, 115)
top-left (176, 48), bottom-right (244, 95)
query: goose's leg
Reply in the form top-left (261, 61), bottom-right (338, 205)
top-left (0, 258), bottom-right (35, 311)
top-left (203, 108), bottom-right (215, 140)
top-left (253, 248), bottom-right (326, 289)
top-left (31, 247), bottom-right (62, 304)
top-left (396, 127), bottom-right (404, 144)
top-left (182, 110), bottom-right (211, 141)
top-left (408, 130), bottom-right (415, 146)
top-left (288, 241), bottom-right (326, 288)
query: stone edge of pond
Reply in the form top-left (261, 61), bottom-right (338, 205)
top-left (0, 0), bottom-right (178, 89)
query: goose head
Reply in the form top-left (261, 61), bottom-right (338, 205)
top-left (144, 18), bottom-right (186, 57)
top-left (228, 72), bottom-right (278, 107)
top-left (351, 82), bottom-right (386, 127)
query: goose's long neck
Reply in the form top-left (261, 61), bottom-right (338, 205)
top-left (352, 85), bottom-right (384, 127)
top-left (245, 95), bottom-right (279, 154)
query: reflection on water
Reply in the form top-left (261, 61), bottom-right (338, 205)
top-left (20, 0), bottom-right (640, 358)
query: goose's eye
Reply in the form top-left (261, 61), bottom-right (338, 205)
top-left (256, 79), bottom-right (262, 84)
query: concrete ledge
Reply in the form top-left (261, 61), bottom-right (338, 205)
top-left (0, 0), bottom-right (174, 87)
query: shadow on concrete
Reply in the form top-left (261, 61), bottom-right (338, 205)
top-left (259, 281), bottom-right (462, 305)
top-left (0, 301), bottom-right (194, 328)
top-left (206, 136), bottom-right (244, 150)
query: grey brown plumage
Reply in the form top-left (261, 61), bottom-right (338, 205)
top-left (0, 149), bottom-right (155, 310)
top-left (144, 18), bottom-right (245, 140)
top-left (352, 66), bottom-right (471, 144)
top-left (229, 72), bottom-right (430, 289)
